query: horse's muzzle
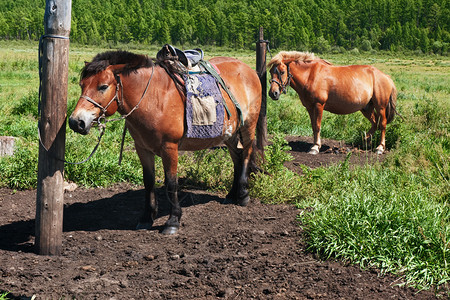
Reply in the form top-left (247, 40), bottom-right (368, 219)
top-left (69, 111), bottom-right (95, 135)
top-left (268, 89), bottom-right (280, 100)
top-left (69, 116), bottom-right (89, 135)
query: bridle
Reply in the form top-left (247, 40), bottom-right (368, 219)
top-left (80, 76), bottom-right (121, 127)
top-left (269, 63), bottom-right (293, 94)
top-left (43, 65), bottom-right (155, 165)
top-left (80, 65), bottom-right (154, 126)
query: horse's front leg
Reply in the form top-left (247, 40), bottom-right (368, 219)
top-left (161, 143), bottom-right (182, 235)
top-left (307, 103), bottom-right (324, 155)
top-left (135, 148), bottom-right (158, 230)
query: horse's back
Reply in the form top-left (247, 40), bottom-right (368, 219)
top-left (210, 57), bottom-right (262, 122)
top-left (210, 56), bottom-right (260, 89)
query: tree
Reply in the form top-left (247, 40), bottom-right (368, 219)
top-left (0, 0), bottom-right (448, 53)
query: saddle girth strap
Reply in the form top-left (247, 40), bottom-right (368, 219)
top-left (198, 60), bottom-right (244, 126)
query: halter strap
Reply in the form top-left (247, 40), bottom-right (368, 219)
top-left (79, 65), bottom-right (154, 122)
top-left (80, 75), bottom-right (122, 116)
top-left (270, 64), bottom-right (292, 94)
top-left (56, 65), bottom-right (154, 165)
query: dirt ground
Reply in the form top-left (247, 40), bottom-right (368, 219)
top-left (0, 136), bottom-right (443, 299)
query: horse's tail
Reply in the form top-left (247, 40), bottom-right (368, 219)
top-left (248, 98), bottom-right (267, 174)
top-left (386, 85), bottom-right (397, 124)
top-left (249, 139), bottom-right (266, 175)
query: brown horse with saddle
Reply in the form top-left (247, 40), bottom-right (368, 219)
top-left (69, 46), bottom-right (262, 235)
top-left (268, 51), bottom-right (397, 155)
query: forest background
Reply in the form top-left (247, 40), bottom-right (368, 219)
top-left (1, 0), bottom-right (449, 54)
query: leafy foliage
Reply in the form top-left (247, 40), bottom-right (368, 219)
top-left (0, 0), bottom-right (449, 53)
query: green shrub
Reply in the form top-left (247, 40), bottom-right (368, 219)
top-left (11, 91), bottom-right (39, 118)
top-left (0, 140), bottom-right (38, 189)
top-left (180, 148), bottom-right (233, 193)
top-left (361, 40), bottom-right (372, 52)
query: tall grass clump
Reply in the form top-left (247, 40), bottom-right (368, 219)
top-left (63, 121), bottom-right (144, 187)
top-left (250, 134), bottom-right (308, 204)
top-left (178, 148), bottom-right (233, 193)
top-left (0, 140), bottom-right (38, 190)
top-left (300, 165), bottom-right (449, 292)
top-left (385, 96), bottom-right (449, 195)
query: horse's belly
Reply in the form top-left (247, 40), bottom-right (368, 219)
top-left (178, 136), bottom-right (227, 151)
top-left (324, 94), bottom-right (370, 114)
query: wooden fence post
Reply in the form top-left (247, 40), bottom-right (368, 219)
top-left (256, 27), bottom-right (268, 150)
top-left (35, 0), bottom-right (72, 255)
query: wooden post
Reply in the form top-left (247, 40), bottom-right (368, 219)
top-left (0, 136), bottom-right (15, 157)
top-left (36, 0), bottom-right (72, 255)
top-left (256, 27), bottom-right (268, 150)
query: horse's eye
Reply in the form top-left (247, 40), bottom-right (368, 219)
top-left (98, 84), bottom-right (109, 92)
top-left (280, 71), bottom-right (285, 75)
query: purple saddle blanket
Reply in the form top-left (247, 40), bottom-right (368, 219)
top-left (183, 73), bottom-right (224, 138)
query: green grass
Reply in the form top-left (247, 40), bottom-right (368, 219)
top-left (299, 164), bottom-right (449, 291)
top-left (0, 292), bottom-right (10, 300)
top-left (0, 42), bottom-right (448, 295)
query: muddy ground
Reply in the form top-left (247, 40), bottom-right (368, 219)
top-left (0, 136), bottom-right (443, 299)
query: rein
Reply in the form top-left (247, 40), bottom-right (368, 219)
top-left (269, 64), bottom-right (293, 94)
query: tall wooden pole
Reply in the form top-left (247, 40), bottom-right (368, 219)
top-left (36, 0), bottom-right (72, 255)
top-left (256, 27), bottom-right (268, 150)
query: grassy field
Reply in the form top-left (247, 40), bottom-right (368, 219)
top-left (0, 41), bottom-right (448, 294)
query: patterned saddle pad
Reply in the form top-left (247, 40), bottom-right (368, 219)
top-left (183, 73), bottom-right (224, 139)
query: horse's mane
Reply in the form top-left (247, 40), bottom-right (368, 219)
top-left (81, 50), bottom-right (155, 79)
top-left (268, 51), bottom-right (330, 67)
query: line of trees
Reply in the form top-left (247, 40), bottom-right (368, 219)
top-left (1, 0), bottom-right (448, 53)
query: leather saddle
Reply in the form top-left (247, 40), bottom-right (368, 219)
top-left (156, 44), bottom-right (204, 69)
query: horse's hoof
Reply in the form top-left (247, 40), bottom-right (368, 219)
top-left (308, 148), bottom-right (319, 155)
top-left (136, 222), bottom-right (152, 230)
top-left (376, 148), bottom-right (384, 155)
top-left (222, 196), bottom-right (234, 204)
top-left (236, 195), bottom-right (250, 207)
top-left (162, 226), bottom-right (179, 235)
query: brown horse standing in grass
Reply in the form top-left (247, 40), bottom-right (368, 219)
top-left (69, 50), bottom-right (262, 235)
top-left (268, 51), bottom-right (397, 155)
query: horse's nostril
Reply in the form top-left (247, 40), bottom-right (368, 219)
top-left (78, 119), bottom-right (85, 130)
top-left (269, 90), bottom-right (279, 100)
top-left (68, 117), bottom-right (78, 131)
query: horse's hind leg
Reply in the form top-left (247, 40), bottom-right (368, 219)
top-left (226, 136), bottom-right (252, 206)
top-left (375, 107), bottom-right (387, 154)
top-left (135, 149), bottom-right (158, 230)
top-left (360, 102), bottom-right (378, 148)
top-left (361, 102), bottom-right (387, 154)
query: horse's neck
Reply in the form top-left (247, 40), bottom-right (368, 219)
top-left (119, 66), bottom-right (179, 117)
top-left (118, 68), bottom-right (157, 115)
top-left (289, 61), bottom-right (313, 90)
